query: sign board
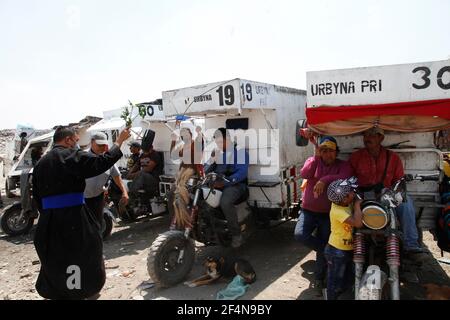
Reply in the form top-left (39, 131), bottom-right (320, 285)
top-left (103, 103), bottom-right (166, 124)
top-left (162, 79), bottom-right (305, 116)
top-left (307, 59), bottom-right (450, 107)
top-left (137, 103), bottom-right (165, 122)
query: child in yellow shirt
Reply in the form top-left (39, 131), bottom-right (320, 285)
top-left (325, 177), bottom-right (362, 300)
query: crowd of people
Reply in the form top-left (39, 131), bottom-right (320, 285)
top-left (10, 122), bottom-right (430, 300)
top-left (295, 128), bottom-right (428, 299)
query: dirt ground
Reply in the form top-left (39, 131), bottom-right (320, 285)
top-left (0, 191), bottom-right (449, 301)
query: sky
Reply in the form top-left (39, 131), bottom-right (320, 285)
top-left (0, 0), bottom-right (449, 129)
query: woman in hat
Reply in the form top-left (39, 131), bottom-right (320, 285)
top-left (294, 136), bottom-right (354, 292)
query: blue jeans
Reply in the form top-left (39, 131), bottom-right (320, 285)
top-left (324, 244), bottom-right (353, 300)
top-left (395, 195), bottom-right (420, 250)
top-left (220, 183), bottom-right (248, 237)
top-left (294, 209), bottom-right (331, 280)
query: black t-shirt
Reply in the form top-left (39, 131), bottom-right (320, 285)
top-left (127, 153), bottom-right (141, 169)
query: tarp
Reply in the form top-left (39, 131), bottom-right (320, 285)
top-left (305, 98), bottom-right (450, 136)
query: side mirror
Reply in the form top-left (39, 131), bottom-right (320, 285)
top-left (296, 119), bottom-right (309, 147)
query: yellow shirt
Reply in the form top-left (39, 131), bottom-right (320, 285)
top-left (329, 203), bottom-right (354, 251)
top-left (444, 160), bottom-right (450, 178)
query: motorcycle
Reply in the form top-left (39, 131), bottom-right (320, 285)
top-left (105, 167), bottom-right (168, 222)
top-left (146, 171), bottom-right (256, 288)
top-left (1, 170), bottom-right (115, 239)
top-left (354, 173), bottom-right (438, 300)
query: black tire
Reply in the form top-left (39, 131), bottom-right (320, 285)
top-left (0, 204), bottom-right (34, 236)
top-left (102, 211), bottom-right (114, 239)
top-left (147, 230), bottom-right (195, 288)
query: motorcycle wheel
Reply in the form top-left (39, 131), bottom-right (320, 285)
top-left (147, 230), bottom-right (195, 288)
top-left (0, 204), bottom-right (34, 236)
top-left (102, 211), bottom-right (114, 240)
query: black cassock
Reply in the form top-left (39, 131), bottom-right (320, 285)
top-left (32, 144), bottom-right (123, 299)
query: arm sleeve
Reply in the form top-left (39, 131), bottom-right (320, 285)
top-left (319, 160), bottom-right (354, 186)
top-left (333, 207), bottom-right (351, 223)
top-left (225, 149), bottom-right (249, 186)
top-left (349, 152), bottom-right (359, 173)
top-left (66, 145), bottom-right (123, 179)
top-left (391, 152), bottom-right (405, 184)
top-left (110, 164), bottom-right (120, 177)
top-left (300, 156), bottom-right (320, 179)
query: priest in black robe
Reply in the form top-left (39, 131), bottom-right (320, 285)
top-left (32, 126), bottom-right (131, 299)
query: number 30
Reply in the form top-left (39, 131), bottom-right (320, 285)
top-left (412, 66), bottom-right (450, 90)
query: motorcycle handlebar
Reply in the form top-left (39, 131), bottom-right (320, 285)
top-left (404, 173), bottom-right (440, 182)
top-left (204, 172), bottom-right (231, 183)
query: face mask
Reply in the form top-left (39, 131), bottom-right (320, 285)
top-left (74, 143), bottom-right (80, 150)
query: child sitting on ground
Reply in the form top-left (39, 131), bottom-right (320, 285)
top-left (324, 177), bottom-right (363, 300)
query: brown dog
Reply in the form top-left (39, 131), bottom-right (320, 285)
top-left (184, 256), bottom-right (256, 288)
top-left (423, 283), bottom-right (450, 300)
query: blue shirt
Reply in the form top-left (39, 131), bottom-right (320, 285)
top-left (205, 146), bottom-right (249, 187)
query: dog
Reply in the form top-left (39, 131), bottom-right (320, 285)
top-left (184, 256), bottom-right (256, 288)
top-left (423, 283), bottom-right (450, 300)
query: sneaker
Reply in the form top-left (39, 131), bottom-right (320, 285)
top-left (231, 235), bottom-right (243, 248)
top-left (311, 279), bottom-right (324, 295)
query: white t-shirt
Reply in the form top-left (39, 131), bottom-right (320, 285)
top-left (84, 150), bottom-right (120, 199)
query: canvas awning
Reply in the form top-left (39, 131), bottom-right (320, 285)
top-left (305, 98), bottom-right (450, 135)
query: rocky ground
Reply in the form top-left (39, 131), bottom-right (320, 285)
top-left (0, 189), bottom-right (449, 300)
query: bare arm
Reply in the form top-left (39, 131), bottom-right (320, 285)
top-left (127, 161), bottom-right (140, 179)
top-left (344, 199), bottom-right (363, 228)
top-left (112, 175), bottom-right (129, 205)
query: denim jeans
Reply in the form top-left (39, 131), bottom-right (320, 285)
top-left (324, 244), bottom-right (353, 300)
top-left (220, 183), bottom-right (248, 236)
top-left (395, 195), bottom-right (420, 250)
top-left (294, 209), bottom-right (331, 280)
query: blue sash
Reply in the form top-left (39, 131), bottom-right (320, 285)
top-left (42, 193), bottom-right (85, 210)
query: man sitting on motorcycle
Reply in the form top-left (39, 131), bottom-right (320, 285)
top-left (127, 130), bottom-right (163, 199)
top-left (204, 127), bottom-right (249, 248)
top-left (349, 127), bottom-right (428, 261)
top-left (127, 141), bottom-right (141, 171)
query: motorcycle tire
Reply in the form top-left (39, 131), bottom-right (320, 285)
top-left (102, 212), bottom-right (114, 240)
top-left (147, 230), bottom-right (195, 288)
top-left (0, 203), bottom-right (34, 236)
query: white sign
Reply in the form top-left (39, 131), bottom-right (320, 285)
top-left (162, 79), bottom-right (305, 116)
top-left (139, 103), bottom-right (165, 122)
top-left (307, 59), bottom-right (450, 107)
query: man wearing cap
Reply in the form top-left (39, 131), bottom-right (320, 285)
top-left (127, 141), bottom-right (141, 171)
top-left (127, 129), bottom-right (163, 198)
top-left (84, 132), bottom-right (129, 227)
top-left (294, 136), bottom-right (354, 292)
top-left (349, 127), bottom-right (427, 260)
